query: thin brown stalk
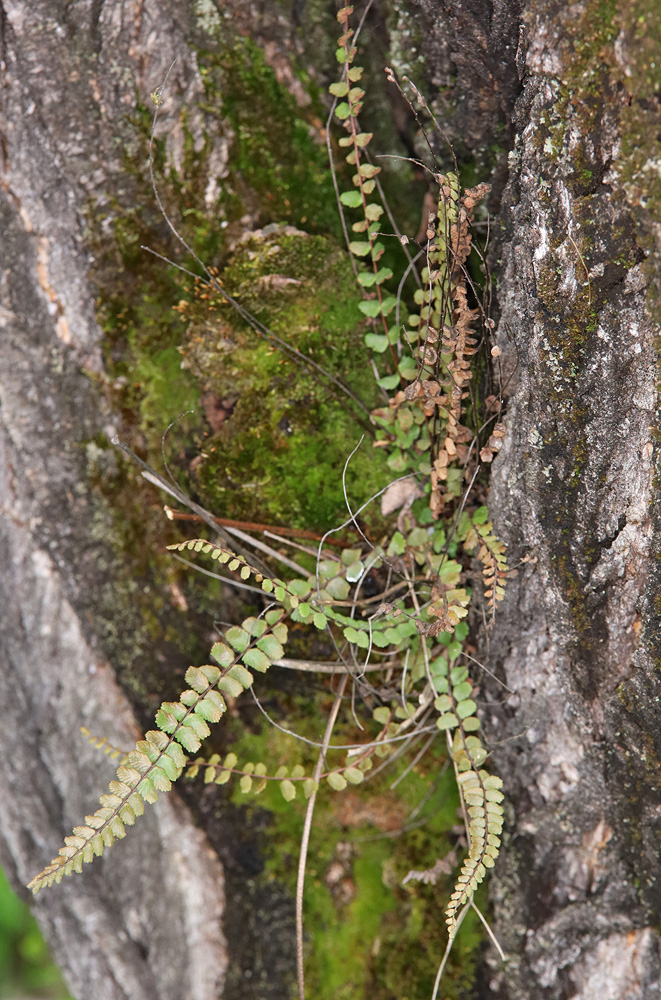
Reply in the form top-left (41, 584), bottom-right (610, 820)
top-left (296, 674), bottom-right (348, 1000)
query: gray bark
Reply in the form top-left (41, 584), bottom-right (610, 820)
top-left (410, 0), bottom-right (661, 996)
top-left (0, 2), bottom-right (229, 997)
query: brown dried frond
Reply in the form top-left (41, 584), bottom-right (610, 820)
top-left (463, 182), bottom-right (491, 212)
top-left (423, 583), bottom-right (470, 633)
top-left (403, 850), bottom-right (458, 886)
top-left (476, 524), bottom-right (508, 622)
top-left (479, 421), bottom-right (506, 464)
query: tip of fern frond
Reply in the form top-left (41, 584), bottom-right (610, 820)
top-left (27, 872), bottom-right (49, 895)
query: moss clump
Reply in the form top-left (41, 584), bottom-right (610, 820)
top-left (202, 679), bottom-right (484, 1000)
top-left (177, 225), bottom-right (388, 531)
top-left (91, 27), bottom-right (397, 535)
top-left (198, 34), bottom-right (342, 238)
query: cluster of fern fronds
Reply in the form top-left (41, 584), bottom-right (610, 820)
top-left (28, 2), bottom-right (508, 988)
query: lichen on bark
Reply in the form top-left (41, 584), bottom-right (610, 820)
top-left (479, 0), bottom-right (661, 996)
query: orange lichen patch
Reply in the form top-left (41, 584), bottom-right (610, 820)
top-left (36, 237), bottom-right (71, 345)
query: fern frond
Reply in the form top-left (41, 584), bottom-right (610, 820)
top-left (80, 726), bottom-right (128, 762)
top-left (188, 750), bottom-right (370, 799)
top-left (445, 732), bottom-right (504, 934)
top-left (168, 538), bottom-right (268, 584)
top-left (28, 590), bottom-right (292, 893)
top-left (429, 651), bottom-right (503, 931)
top-left (27, 725), bottom-right (190, 893)
top-left (425, 587), bottom-right (471, 634)
top-left (475, 524), bottom-right (508, 620)
top-left (171, 537), bottom-right (430, 654)
top-left (166, 538), bottom-right (313, 612)
top-left (462, 509), bottom-right (509, 620)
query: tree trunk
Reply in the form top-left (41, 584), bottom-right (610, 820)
top-left (0, 2), bottom-right (231, 997)
top-left (2, 1), bottom-right (661, 998)
top-left (411, 0), bottom-right (661, 995)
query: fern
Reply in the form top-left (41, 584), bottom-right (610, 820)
top-left (28, 536), bottom-right (393, 890)
top-left (28, 543), bottom-right (291, 893)
top-left (330, 3), bottom-right (506, 938)
top-left (469, 509), bottom-right (509, 622)
top-left (29, 722), bottom-right (189, 892)
top-left (446, 749), bottom-right (504, 929)
top-left (189, 751), bottom-right (371, 800)
top-left (29, 7), bottom-right (509, 989)
top-left (79, 726), bottom-right (127, 762)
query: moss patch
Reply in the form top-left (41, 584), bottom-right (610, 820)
top-left (197, 35), bottom-right (342, 237)
top-left (90, 27), bottom-right (397, 533)
top-left (194, 678), bottom-right (485, 1000)
top-left (177, 225), bottom-right (387, 531)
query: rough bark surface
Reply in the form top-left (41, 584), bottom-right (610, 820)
top-left (391, 0), bottom-right (525, 204)
top-left (399, 0), bottom-right (524, 152)
top-left (0, 2), bottom-right (231, 997)
top-left (475, 2), bottom-right (661, 997)
top-left (406, 0), bottom-right (661, 995)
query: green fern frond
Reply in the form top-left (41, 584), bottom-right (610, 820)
top-left (188, 750), bottom-right (371, 799)
top-left (445, 732), bottom-right (504, 933)
top-left (27, 726), bottom-right (188, 893)
top-left (170, 537), bottom-right (433, 652)
top-left (168, 538), bottom-right (281, 593)
top-left (429, 651), bottom-right (503, 929)
top-left (28, 592), bottom-right (292, 893)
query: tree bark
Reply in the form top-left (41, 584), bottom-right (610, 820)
top-left (409, 0), bottom-right (661, 996)
top-left (0, 2), bottom-right (230, 997)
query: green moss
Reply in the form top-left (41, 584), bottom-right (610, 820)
top-left (177, 226), bottom-right (387, 530)
top-left (198, 36), bottom-right (342, 236)
top-left (89, 27), bottom-right (397, 535)
top-left (566, 0), bottom-right (619, 92)
top-left (204, 682), bottom-right (484, 1000)
top-left (0, 867), bottom-right (72, 999)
